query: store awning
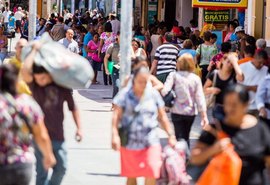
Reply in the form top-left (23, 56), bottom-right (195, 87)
top-left (192, 0), bottom-right (248, 9)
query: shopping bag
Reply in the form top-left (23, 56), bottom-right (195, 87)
top-left (21, 33), bottom-right (94, 89)
top-left (194, 64), bottom-right (202, 78)
top-left (108, 61), bottom-right (114, 75)
top-left (196, 131), bottom-right (242, 185)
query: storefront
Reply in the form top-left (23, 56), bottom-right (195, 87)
top-left (246, 0), bottom-right (270, 46)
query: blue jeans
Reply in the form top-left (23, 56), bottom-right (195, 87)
top-left (35, 141), bottom-right (67, 185)
top-left (111, 67), bottom-right (119, 98)
top-left (0, 52), bottom-right (7, 63)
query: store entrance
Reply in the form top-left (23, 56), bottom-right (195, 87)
top-left (165, 0), bottom-right (176, 31)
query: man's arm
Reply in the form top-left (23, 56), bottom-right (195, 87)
top-left (245, 85), bottom-right (257, 92)
top-left (72, 109), bottom-right (82, 142)
top-left (21, 42), bottom-right (41, 83)
top-left (150, 59), bottom-right (158, 75)
top-left (65, 90), bottom-right (82, 142)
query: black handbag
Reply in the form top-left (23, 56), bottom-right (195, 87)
top-left (118, 111), bottom-right (139, 146)
top-left (163, 90), bottom-right (176, 108)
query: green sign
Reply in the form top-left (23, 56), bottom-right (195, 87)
top-left (148, 0), bottom-right (158, 24)
top-left (204, 9), bottom-right (230, 23)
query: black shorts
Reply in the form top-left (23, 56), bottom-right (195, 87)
top-left (91, 60), bottom-right (102, 71)
top-left (16, 20), bottom-right (21, 28)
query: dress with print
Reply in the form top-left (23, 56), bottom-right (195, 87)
top-left (100, 32), bottom-right (117, 53)
top-left (113, 82), bottom-right (164, 178)
top-left (0, 94), bottom-right (43, 165)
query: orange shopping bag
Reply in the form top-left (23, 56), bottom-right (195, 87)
top-left (196, 131), bottom-right (242, 185)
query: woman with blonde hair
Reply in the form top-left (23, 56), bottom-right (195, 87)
top-left (162, 54), bottom-right (208, 145)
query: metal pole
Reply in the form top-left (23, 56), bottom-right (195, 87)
top-left (59, 0), bottom-right (63, 16)
top-left (88, 0), bottom-right (92, 10)
top-left (120, 0), bottom-right (132, 87)
top-left (47, 0), bottom-right (51, 18)
top-left (71, 0), bottom-right (75, 14)
top-left (57, 0), bottom-right (60, 13)
top-left (28, 0), bottom-right (37, 41)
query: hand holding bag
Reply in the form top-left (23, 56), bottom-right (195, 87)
top-left (162, 73), bottom-right (176, 108)
top-left (197, 124), bottom-right (242, 185)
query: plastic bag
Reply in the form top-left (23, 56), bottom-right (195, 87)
top-left (197, 132), bottom-right (242, 185)
top-left (194, 64), bottom-right (202, 78)
top-left (21, 33), bottom-right (94, 89)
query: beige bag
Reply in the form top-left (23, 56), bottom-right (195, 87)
top-left (205, 70), bottom-right (218, 108)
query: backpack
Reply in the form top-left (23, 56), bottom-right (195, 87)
top-left (157, 140), bottom-right (191, 185)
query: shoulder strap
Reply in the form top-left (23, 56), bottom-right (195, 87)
top-left (212, 70), bottom-right (218, 87)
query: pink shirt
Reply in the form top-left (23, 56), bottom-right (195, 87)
top-left (87, 40), bottom-right (101, 62)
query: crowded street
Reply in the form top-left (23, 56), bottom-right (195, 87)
top-left (1, 0), bottom-right (270, 185)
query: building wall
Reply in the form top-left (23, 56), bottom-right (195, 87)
top-left (175, 0), bottom-right (193, 27)
top-left (247, 0), bottom-right (270, 46)
top-left (266, 0), bottom-right (270, 46)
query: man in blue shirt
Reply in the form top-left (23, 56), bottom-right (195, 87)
top-left (9, 13), bottom-right (16, 28)
top-left (82, 24), bottom-right (94, 58)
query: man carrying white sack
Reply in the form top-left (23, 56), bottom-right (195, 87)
top-left (21, 42), bottom-right (83, 185)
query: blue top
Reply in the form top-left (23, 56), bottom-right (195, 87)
top-left (230, 33), bottom-right (238, 41)
top-left (9, 16), bottom-right (16, 28)
top-left (113, 82), bottom-right (164, 149)
top-left (82, 32), bottom-right (93, 58)
top-left (179, 49), bottom-right (197, 58)
top-left (256, 74), bottom-right (270, 119)
top-left (134, 35), bottom-right (145, 41)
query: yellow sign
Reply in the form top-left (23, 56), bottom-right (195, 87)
top-left (192, 0), bottom-right (248, 8)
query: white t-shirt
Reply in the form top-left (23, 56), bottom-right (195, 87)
top-left (2, 10), bottom-right (11, 23)
top-left (240, 61), bottom-right (268, 110)
top-left (110, 19), bottom-right (120, 34)
top-left (14, 11), bottom-right (24, 21)
top-left (150, 34), bottom-right (161, 57)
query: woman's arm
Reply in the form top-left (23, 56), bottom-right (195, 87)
top-left (191, 137), bottom-right (230, 165)
top-left (204, 78), bottom-right (221, 95)
top-left (158, 36), bottom-right (163, 45)
top-left (32, 121), bottom-right (56, 170)
top-left (150, 75), bottom-right (163, 91)
top-left (195, 78), bottom-right (208, 127)
top-left (228, 54), bottom-right (244, 82)
top-left (111, 105), bottom-right (123, 151)
top-left (161, 72), bottom-right (175, 96)
top-left (104, 53), bottom-right (111, 75)
top-left (98, 39), bottom-right (104, 57)
top-left (158, 107), bottom-right (177, 146)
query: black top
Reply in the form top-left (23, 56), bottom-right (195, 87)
top-left (199, 121), bottom-right (270, 185)
top-left (208, 71), bottom-right (236, 105)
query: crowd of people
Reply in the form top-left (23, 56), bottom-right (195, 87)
top-left (0, 3), bottom-right (270, 185)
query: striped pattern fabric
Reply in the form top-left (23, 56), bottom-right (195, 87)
top-left (154, 43), bottom-right (179, 75)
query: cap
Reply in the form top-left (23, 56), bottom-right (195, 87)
top-left (235, 26), bottom-right (245, 34)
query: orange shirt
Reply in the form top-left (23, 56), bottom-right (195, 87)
top-left (238, 57), bottom-right (253, 65)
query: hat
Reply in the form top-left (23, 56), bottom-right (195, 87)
top-left (235, 26), bottom-right (245, 33)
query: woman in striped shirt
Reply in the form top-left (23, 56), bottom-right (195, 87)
top-left (162, 54), bottom-right (209, 145)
